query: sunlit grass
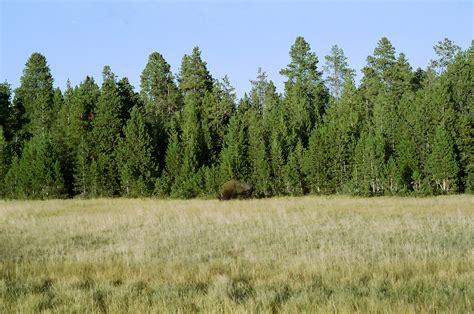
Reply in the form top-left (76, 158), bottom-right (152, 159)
top-left (1, 195), bottom-right (473, 312)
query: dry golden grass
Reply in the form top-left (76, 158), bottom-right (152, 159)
top-left (1, 195), bottom-right (473, 312)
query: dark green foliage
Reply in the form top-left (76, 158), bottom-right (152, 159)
top-left (280, 37), bottom-right (328, 146)
top-left (247, 108), bottom-right (271, 197)
top-left (14, 53), bottom-right (54, 137)
top-left (219, 114), bottom-right (248, 184)
top-left (323, 45), bottom-right (354, 99)
top-left (140, 52), bottom-right (182, 169)
top-left (178, 46), bottom-right (213, 98)
top-left (426, 124), bottom-right (459, 193)
top-left (88, 66), bottom-right (123, 197)
top-left (4, 134), bottom-right (64, 199)
top-left (284, 141), bottom-right (306, 196)
top-left (0, 128), bottom-right (10, 195)
top-left (0, 82), bottom-right (11, 133)
top-left (116, 106), bottom-right (155, 197)
top-left (2, 39), bottom-right (471, 199)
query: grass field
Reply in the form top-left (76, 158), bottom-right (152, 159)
top-left (1, 195), bottom-right (473, 312)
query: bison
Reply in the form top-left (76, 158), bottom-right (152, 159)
top-left (219, 179), bottom-right (253, 200)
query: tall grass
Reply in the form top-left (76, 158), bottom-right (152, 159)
top-left (1, 195), bottom-right (473, 312)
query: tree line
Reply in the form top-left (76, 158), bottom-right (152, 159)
top-left (0, 37), bottom-right (472, 199)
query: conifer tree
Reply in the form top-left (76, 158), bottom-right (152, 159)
top-left (352, 127), bottom-right (385, 195)
top-left (6, 134), bottom-right (64, 199)
top-left (14, 53), bottom-right (54, 137)
top-left (247, 108), bottom-right (272, 197)
top-left (88, 66), bottom-right (122, 196)
top-left (219, 114), bottom-right (248, 183)
top-left (284, 141), bottom-right (306, 196)
top-left (201, 77), bottom-right (236, 163)
top-left (280, 37), bottom-right (328, 146)
top-left (155, 128), bottom-right (181, 196)
top-left (117, 77), bottom-right (140, 129)
top-left (323, 45), bottom-right (354, 99)
top-left (140, 52), bottom-right (182, 169)
top-left (172, 93), bottom-right (204, 198)
top-left (0, 83), bottom-right (11, 134)
top-left (0, 128), bottom-right (10, 195)
top-left (427, 124), bottom-right (459, 193)
top-left (140, 52), bottom-right (182, 124)
top-left (116, 106), bottom-right (155, 196)
top-left (319, 75), bottom-right (363, 192)
top-left (179, 47), bottom-right (213, 99)
top-left (429, 38), bottom-right (462, 74)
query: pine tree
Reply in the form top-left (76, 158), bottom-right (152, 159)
top-left (140, 52), bottom-right (182, 124)
top-left (6, 134), bottom-right (64, 199)
top-left (427, 124), bottom-right (459, 193)
top-left (0, 83), bottom-right (11, 134)
top-left (319, 75), bottom-right (363, 192)
top-left (117, 77), bottom-right (140, 129)
top-left (304, 128), bottom-right (326, 193)
top-left (14, 53), bottom-right (54, 137)
top-left (116, 106), bottom-right (155, 197)
top-left (352, 127), bottom-right (385, 195)
top-left (178, 47), bottom-right (213, 99)
top-left (201, 77), bottom-right (236, 163)
top-left (284, 141), bottom-right (306, 196)
top-left (0, 127), bottom-right (10, 195)
top-left (219, 114), bottom-right (248, 183)
top-left (155, 128), bottom-right (181, 196)
top-left (74, 135), bottom-right (92, 197)
top-left (140, 52), bottom-right (182, 169)
top-left (88, 66), bottom-right (122, 196)
top-left (323, 45), bottom-right (354, 99)
top-left (429, 38), bottom-right (462, 75)
top-left (171, 93), bottom-right (204, 198)
top-left (280, 37), bottom-right (328, 145)
top-left (247, 108), bottom-right (272, 197)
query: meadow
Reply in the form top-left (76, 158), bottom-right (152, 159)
top-left (1, 195), bottom-right (473, 312)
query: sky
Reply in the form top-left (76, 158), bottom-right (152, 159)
top-left (0, 1), bottom-right (472, 98)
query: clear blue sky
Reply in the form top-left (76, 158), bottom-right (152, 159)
top-left (0, 1), bottom-right (472, 97)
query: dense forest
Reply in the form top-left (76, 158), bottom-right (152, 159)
top-left (0, 37), bottom-right (472, 199)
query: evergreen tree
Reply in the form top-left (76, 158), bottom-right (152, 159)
top-left (88, 66), bottom-right (122, 196)
top-left (140, 52), bottom-right (182, 124)
top-left (323, 45), bottom-right (354, 99)
top-left (249, 68), bottom-right (269, 113)
top-left (352, 127), bottom-right (385, 195)
top-left (284, 141), bottom-right (306, 196)
top-left (140, 52), bottom-right (182, 169)
top-left (366, 37), bottom-right (396, 83)
top-left (116, 106), bottom-right (155, 197)
top-left (178, 47), bottom-right (213, 99)
top-left (155, 128), bottom-right (181, 196)
top-left (318, 76), bottom-right (363, 192)
top-left (247, 108), bottom-right (272, 197)
top-left (427, 124), bottom-right (459, 193)
top-left (0, 128), bottom-right (10, 195)
top-left (429, 38), bottom-right (462, 74)
top-left (280, 37), bottom-right (328, 145)
top-left (201, 77), bottom-right (236, 163)
top-left (219, 114), bottom-right (248, 183)
top-left (14, 53), bottom-right (54, 137)
top-left (5, 134), bottom-right (64, 199)
top-left (117, 77), bottom-right (140, 128)
top-left (0, 83), bottom-right (11, 135)
top-left (171, 93), bottom-right (204, 198)
top-left (74, 135), bottom-right (92, 197)
top-left (304, 128), bottom-right (326, 193)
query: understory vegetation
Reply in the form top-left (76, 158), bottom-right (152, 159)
top-left (0, 37), bottom-right (472, 199)
top-left (1, 196), bottom-right (473, 312)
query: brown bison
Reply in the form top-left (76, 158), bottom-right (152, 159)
top-left (219, 179), bottom-right (253, 200)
